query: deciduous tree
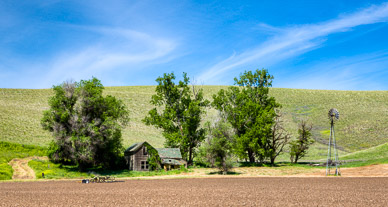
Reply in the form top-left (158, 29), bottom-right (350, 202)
top-left (41, 78), bottom-right (129, 170)
top-left (212, 69), bottom-right (280, 163)
top-left (143, 72), bottom-right (209, 165)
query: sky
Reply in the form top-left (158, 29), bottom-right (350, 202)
top-left (0, 0), bottom-right (388, 90)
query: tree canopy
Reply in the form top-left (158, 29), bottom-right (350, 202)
top-left (212, 69), bottom-right (281, 163)
top-left (143, 72), bottom-right (209, 165)
top-left (41, 78), bottom-right (129, 170)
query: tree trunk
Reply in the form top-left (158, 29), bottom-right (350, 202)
top-left (188, 146), bottom-right (193, 166)
top-left (222, 157), bottom-right (227, 175)
top-left (270, 157), bottom-right (275, 165)
top-left (257, 154), bottom-right (265, 164)
top-left (294, 155), bottom-right (299, 164)
top-left (247, 148), bottom-right (255, 163)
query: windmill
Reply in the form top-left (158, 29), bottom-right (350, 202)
top-left (326, 108), bottom-right (341, 176)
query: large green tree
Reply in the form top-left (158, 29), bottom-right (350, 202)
top-left (212, 69), bottom-right (280, 163)
top-left (143, 72), bottom-right (209, 165)
top-left (41, 78), bottom-right (129, 170)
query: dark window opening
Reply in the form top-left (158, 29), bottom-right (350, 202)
top-left (143, 147), bottom-right (147, 155)
top-left (141, 161), bottom-right (149, 170)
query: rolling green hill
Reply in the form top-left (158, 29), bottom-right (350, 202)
top-left (1, 86), bottom-right (387, 160)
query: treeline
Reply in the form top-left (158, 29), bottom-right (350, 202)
top-left (144, 69), bottom-right (315, 173)
top-left (43, 69), bottom-right (314, 172)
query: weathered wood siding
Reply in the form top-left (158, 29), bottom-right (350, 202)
top-left (132, 145), bottom-right (149, 171)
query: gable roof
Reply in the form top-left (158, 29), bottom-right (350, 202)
top-left (124, 142), bottom-right (147, 155)
top-left (156, 148), bottom-right (182, 159)
top-left (124, 142), bottom-right (184, 161)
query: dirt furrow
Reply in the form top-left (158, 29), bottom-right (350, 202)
top-left (8, 156), bottom-right (47, 180)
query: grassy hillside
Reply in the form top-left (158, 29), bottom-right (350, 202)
top-left (1, 86), bottom-right (387, 159)
top-left (341, 142), bottom-right (388, 161)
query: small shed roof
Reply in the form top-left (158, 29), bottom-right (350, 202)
top-left (161, 158), bottom-right (185, 165)
top-left (156, 148), bottom-right (182, 159)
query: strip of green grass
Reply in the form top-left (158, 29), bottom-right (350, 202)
top-left (278, 142), bottom-right (388, 168)
top-left (91, 166), bottom-right (189, 178)
top-left (0, 141), bottom-right (47, 180)
top-left (29, 160), bottom-right (91, 179)
top-left (0, 163), bottom-right (13, 181)
top-left (341, 142), bottom-right (388, 160)
top-left (338, 142), bottom-right (388, 167)
top-left (29, 159), bottom-right (189, 179)
top-left (340, 158), bottom-right (388, 168)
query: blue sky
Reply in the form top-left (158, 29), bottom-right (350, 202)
top-left (1, 0), bottom-right (388, 90)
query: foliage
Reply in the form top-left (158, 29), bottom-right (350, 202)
top-left (290, 120), bottom-right (314, 163)
top-left (267, 113), bottom-right (290, 164)
top-left (202, 119), bottom-right (234, 174)
top-left (143, 72), bottom-right (209, 165)
top-left (144, 142), bottom-right (162, 171)
top-left (0, 141), bottom-right (47, 180)
top-left (41, 78), bottom-right (129, 170)
top-left (212, 69), bottom-right (281, 163)
top-left (195, 147), bottom-right (212, 167)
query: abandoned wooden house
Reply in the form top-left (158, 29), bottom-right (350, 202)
top-left (124, 142), bottom-right (187, 171)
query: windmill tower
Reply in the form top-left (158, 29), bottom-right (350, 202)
top-left (326, 108), bottom-right (341, 176)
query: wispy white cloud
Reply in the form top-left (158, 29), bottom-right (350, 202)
top-left (0, 0), bottom-right (181, 88)
top-left (277, 51), bottom-right (388, 90)
top-left (3, 26), bottom-right (178, 88)
top-left (253, 23), bottom-right (286, 35)
top-left (198, 3), bottom-right (388, 83)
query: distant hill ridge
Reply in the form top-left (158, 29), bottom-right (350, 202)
top-left (1, 86), bottom-right (387, 160)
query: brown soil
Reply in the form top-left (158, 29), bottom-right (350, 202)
top-left (303, 164), bottom-right (388, 177)
top-left (159, 164), bottom-right (388, 179)
top-left (341, 164), bottom-right (388, 176)
top-left (0, 177), bottom-right (387, 206)
top-left (8, 156), bottom-right (48, 180)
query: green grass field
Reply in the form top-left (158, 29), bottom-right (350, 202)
top-left (29, 159), bottom-right (188, 179)
top-left (0, 140), bottom-right (188, 180)
top-left (341, 142), bottom-right (388, 162)
top-left (288, 142), bottom-right (388, 168)
top-left (1, 86), bottom-right (387, 162)
top-left (0, 141), bottom-right (47, 180)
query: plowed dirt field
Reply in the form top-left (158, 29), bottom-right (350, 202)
top-left (1, 177), bottom-right (387, 206)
